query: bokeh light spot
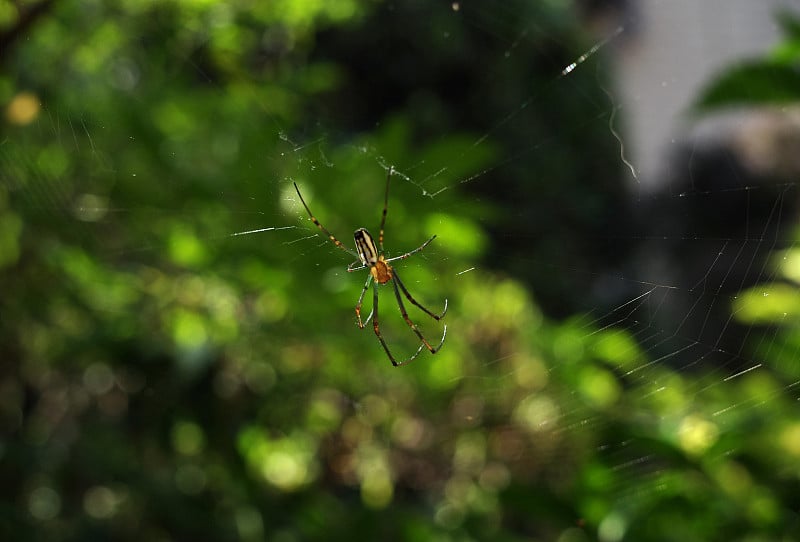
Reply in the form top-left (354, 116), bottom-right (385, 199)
top-left (83, 485), bottom-right (122, 519)
top-left (598, 512), bottom-right (627, 542)
top-left (175, 464), bottom-right (208, 495)
top-left (5, 92), bottom-right (40, 125)
top-left (235, 506), bottom-right (264, 542)
top-left (678, 414), bottom-right (719, 456)
top-left (172, 420), bottom-right (206, 456)
top-left (514, 394), bottom-right (559, 433)
top-left (28, 486), bottom-right (61, 521)
top-left (73, 193), bottom-right (109, 222)
top-left (779, 422), bottom-right (800, 457)
top-left (83, 362), bottom-right (115, 395)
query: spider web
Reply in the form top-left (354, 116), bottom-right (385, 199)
top-left (4, 0), bottom-right (800, 540)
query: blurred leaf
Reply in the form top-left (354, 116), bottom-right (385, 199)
top-left (694, 61), bottom-right (800, 110)
top-left (695, 13), bottom-right (800, 111)
top-left (732, 283), bottom-right (800, 324)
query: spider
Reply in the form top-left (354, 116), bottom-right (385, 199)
top-left (293, 167), bottom-right (447, 366)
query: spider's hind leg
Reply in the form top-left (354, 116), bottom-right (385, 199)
top-left (394, 325), bottom-right (447, 368)
top-left (393, 270), bottom-right (448, 321)
top-left (391, 275), bottom-right (447, 356)
top-left (393, 343), bottom-right (427, 367)
top-left (371, 279), bottom-right (429, 367)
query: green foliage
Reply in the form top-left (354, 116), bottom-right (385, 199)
top-left (694, 61), bottom-right (800, 110)
top-left (1, 2), bottom-right (799, 541)
top-left (694, 11), bottom-right (800, 110)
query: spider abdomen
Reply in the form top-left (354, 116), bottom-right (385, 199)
top-left (354, 228), bottom-right (379, 266)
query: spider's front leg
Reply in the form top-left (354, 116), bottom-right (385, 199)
top-left (354, 274), bottom-right (373, 328)
top-left (347, 260), bottom-right (367, 273)
top-left (370, 279), bottom-right (397, 366)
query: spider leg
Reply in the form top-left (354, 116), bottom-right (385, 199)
top-left (293, 182), bottom-right (359, 258)
top-left (372, 281), bottom-right (425, 366)
top-left (384, 235), bottom-right (437, 264)
top-left (355, 274), bottom-right (373, 328)
top-left (378, 166), bottom-right (393, 252)
top-left (391, 275), bottom-right (447, 355)
top-left (347, 260), bottom-right (368, 273)
top-left (371, 281), bottom-right (397, 366)
top-left (395, 343), bottom-right (426, 368)
top-left (392, 269), bottom-right (448, 320)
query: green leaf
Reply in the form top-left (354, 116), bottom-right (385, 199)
top-left (694, 61), bottom-right (800, 111)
